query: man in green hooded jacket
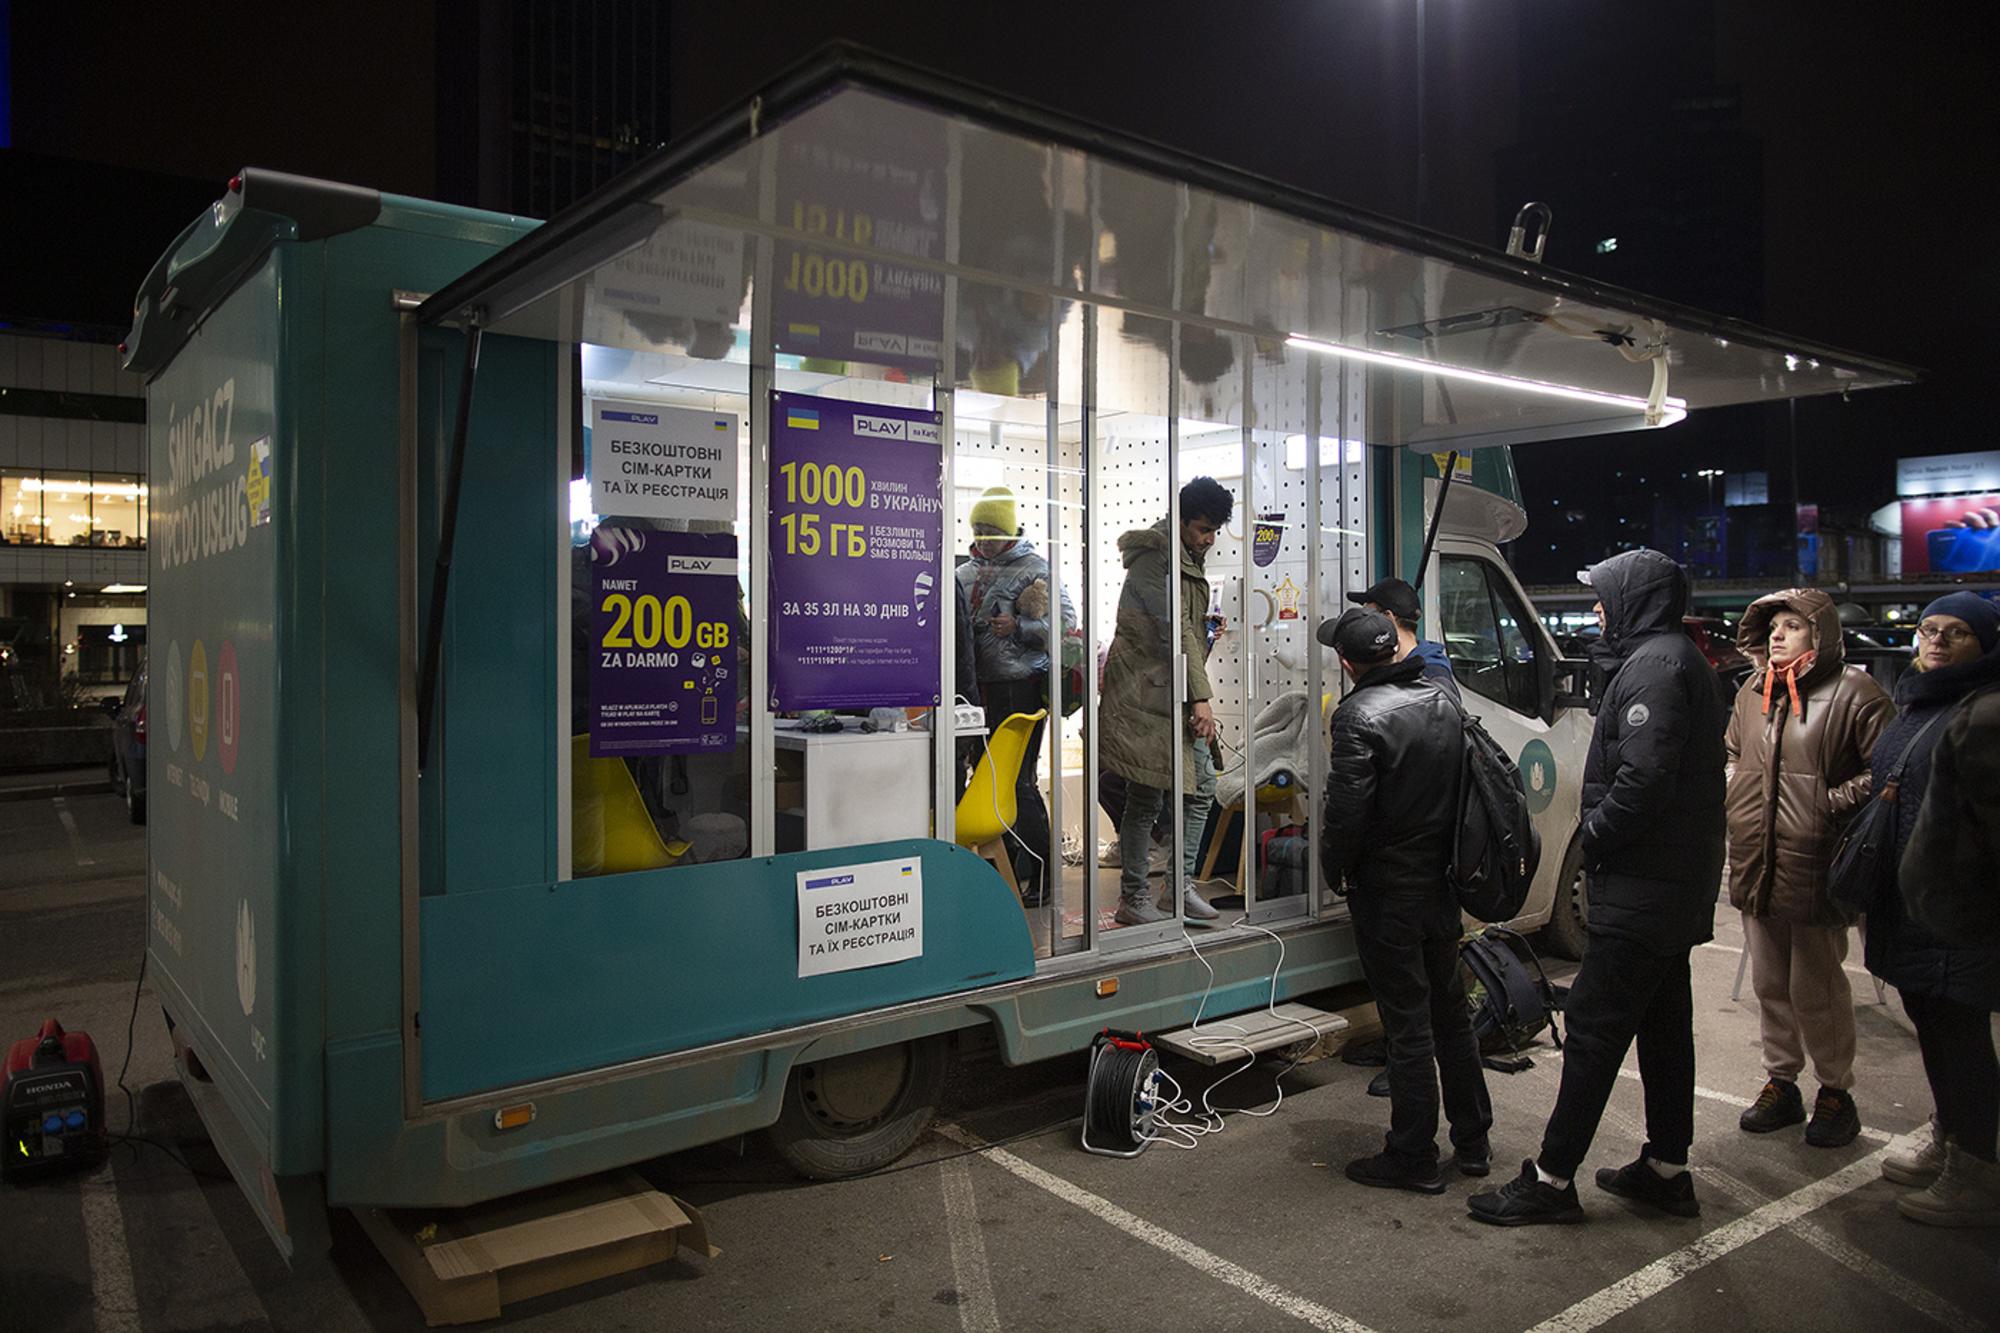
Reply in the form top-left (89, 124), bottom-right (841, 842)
top-left (1099, 476), bottom-right (1233, 925)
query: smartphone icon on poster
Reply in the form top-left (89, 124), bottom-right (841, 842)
top-left (701, 693), bottom-right (718, 725)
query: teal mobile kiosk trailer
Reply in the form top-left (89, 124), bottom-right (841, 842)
top-left (122, 48), bottom-right (1913, 1255)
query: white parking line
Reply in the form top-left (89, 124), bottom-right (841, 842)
top-left (1527, 1140), bottom-right (1900, 1333)
top-left (1696, 1161), bottom-right (1979, 1332)
top-left (935, 1122), bottom-right (1379, 1333)
top-left (939, 1157), bottom-right (1001, 1333)
top-left (53, 796), bottom-right (97, 867)
top-left (79, 1160), bottom-right (141, 1333)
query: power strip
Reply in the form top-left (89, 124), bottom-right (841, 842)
top-left (953, 703), bottom-right (986, 731)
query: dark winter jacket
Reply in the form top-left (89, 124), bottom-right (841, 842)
top-left (1903, 684), bottom-right (2000, 948)
top-left (1319, 655), bottom-right (1465, 900)
top-left (1865, 643), bottom-right (2000, 1010)
top-left (1724, 588), bottom-right (1893, 926)
top-left (953, 578), bottom-right (979, 708)
top-left (1576, 550), bottom-right (1728, 951)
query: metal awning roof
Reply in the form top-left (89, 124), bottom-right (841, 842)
top-left (418, 43), bottom-right (1917, 450)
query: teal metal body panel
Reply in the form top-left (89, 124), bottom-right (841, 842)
top-left (146, 250), bottom-right (286, 1165)
top-left (328, 910), bottom-right (1352, 1209)
top-left (415, 329), bottom-right (560, 898)
top-left (417, 840), bottom-right (1036, 1100)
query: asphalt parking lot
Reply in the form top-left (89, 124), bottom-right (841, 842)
top-left (3, 789), bottom-right (1996, 1331)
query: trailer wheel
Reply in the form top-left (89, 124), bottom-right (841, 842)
top-left (766, 1036), bottom-right (950, 1180)
top-left (1542, 837), bottom-right (1589, 961)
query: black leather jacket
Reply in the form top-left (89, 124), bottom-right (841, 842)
top-left (1320, 655), bottom-right (1464, 898)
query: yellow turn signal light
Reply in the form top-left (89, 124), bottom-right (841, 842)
top-left (493, 1103), bottom-right (537, 1131)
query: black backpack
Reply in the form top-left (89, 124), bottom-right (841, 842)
top-left (1461, 926), bottom-right (1564, 1056)
top-left (1447, 707), bottom-right (1542, 923)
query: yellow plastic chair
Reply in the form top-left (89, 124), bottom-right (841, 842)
top-left (570, 736), bottom-right (686, 876)
top-left (953, 709), bottom-right (1048, 900)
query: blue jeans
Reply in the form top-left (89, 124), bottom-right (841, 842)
top-left (1116, 737), bottom-right (1216, 905)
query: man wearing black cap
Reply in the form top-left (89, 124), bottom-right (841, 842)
top-left (1320, 606), bottom-right (1493, 1194)
top-left (1349, 577), bottom-right (1457, 695)
top-left (1470, 547), bottom-right (1726, 1226)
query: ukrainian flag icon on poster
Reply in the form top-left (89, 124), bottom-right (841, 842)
top-left (786, 406), bottom-right (821, 431)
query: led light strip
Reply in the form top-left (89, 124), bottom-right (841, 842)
top-left (1285, 334), bottom-right (1687, 420)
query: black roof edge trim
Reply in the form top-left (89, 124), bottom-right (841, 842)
top-left (120, 168), bottom-right (384, 377)
top-left (416, 41), bottom-right (1921, 385)
top-left (235, 167), bottom-right (382, 241)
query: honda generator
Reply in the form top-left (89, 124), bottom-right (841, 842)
top-left (3, 1019), bottom-right (108, 1181)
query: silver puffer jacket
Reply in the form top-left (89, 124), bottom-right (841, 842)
top-left (955, 538), bottom-right (1076, 682)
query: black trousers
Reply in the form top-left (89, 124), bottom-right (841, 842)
top-left (1903, 989), bottom-right (2000, 1163)
top-left (1537, 924), bottom-right (1696, 1178)
top-left (978, 677), bottom-right (1050, 899)
top-left (1351, 887), bottom-right (1493, 1163)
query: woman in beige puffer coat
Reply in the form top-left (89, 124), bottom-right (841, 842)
top-left (1725, 588), bottom-right (1893, 1147)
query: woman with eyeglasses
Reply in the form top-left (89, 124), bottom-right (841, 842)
top-left (1865, 591), bottom-right (2000, 1226)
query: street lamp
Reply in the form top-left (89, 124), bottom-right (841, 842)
top-left (1697, 468), bottom-right (1723, 508)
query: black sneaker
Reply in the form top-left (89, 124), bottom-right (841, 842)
top-left (1804, 1088), bottom-right (1860, 1148)
top-left (1345, 1151), bottom-right (1446, 1195)
top-left (1739, 1078), bottom-right (1806, 1133)
top-left (1468, 1160), bottom-right (1585, 1227)
top-left (1454, 1139), bottom-right (1492, 1178)
top-left (1595, 1156), bottom-right (1701, 1217)
top-left (1367, 1070), bottom-right (1392, 1098)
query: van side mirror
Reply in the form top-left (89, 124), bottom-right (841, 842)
top-left (1550, 656), bottom-right (1593, 718)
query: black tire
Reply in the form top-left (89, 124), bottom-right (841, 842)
top-left (1541, 836), bottom-right (1589, 961)
top-left (765, 1035), bottom-right (951, 1180)
top-left (126, 774), bottom-right (146, 825)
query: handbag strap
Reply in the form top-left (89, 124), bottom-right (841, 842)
top-left (1881, 681), bottom-right (2000, 800)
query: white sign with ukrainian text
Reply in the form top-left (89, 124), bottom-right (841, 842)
top-left (797, 856), bottom-right (924, 977)
top-left (590, 399), bottom-right (739, 522)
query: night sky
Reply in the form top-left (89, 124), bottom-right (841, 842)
top-left (4, 1), bottom-right (1993, 583)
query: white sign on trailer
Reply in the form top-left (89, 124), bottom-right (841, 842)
top-left (796, 857), bottom-right (924, 977)
top-left (589, 399), bottom-right (739, 523)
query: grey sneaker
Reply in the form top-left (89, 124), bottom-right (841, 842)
top-left (1897, 1143), bottom-right (2000, 1227)
top-left (1096, 840), bottom-right (1123, 868)
top-left (1158, 883), bottom-right (1221, 922)
top-left (1114, 898), bottom-right (1171, 926)
top-left (1883, 1117), bottom-right (1947, 1188)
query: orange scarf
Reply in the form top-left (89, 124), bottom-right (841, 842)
top-left (1761, 650), bottom-right (1816, 719)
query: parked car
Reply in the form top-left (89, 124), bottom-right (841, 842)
top-left (1683, 616), bottom-right (1755, 694)
top-left (110, 661), bottom-right (147, 824)
top-left (1841, 625), bottom-right (1916, 691)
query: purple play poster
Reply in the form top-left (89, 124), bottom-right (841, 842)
top-left (769, 392), bottom-right (943, 710)
top-left (590, 528), bottom-right (739, 756)
top-left (771, 106), bottom-right (944, 372)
